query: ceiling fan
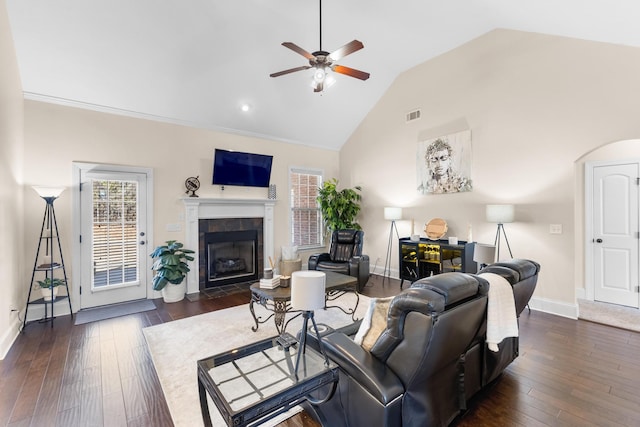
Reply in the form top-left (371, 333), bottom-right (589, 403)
top-left (270, 0), bottom-right (370, 93)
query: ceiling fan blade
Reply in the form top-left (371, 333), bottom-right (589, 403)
top-left (328, 40), bottom-right (364, 61)
top-left (270, 66), bottom-right (311, 78)
top-left (282, 42), bottom-right (315, 60)
top-left (332, 65), bottom-right (370, 81)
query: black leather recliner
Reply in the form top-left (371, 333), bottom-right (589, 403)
top-left (308, 229), bottom-right (370, 292)
top-left (304, 259), bottom-right (540, 427)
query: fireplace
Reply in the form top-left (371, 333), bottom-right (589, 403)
top-left (183, 197), bottom-right (276, 295)
top-left (204, 230), bottom-right (258, 287)
top-left (198, 217), bottom-right (264, 290)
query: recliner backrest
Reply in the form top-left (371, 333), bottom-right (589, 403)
top-left (371, 273), bottom-right (488, 363)
top-left (369, 273), bottom-right (489, 427)
top-left (328, 229), bottom-right (364, 262)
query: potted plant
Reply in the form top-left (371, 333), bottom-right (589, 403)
top-left (37, 277), bottom-right (65, 301)
top-left (317, 178), bottom-right (362, 234)
top-left (150, 240), bottom-right (195, 303)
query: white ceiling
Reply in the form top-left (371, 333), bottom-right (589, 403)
top-left (6, 0), bottom-right (640, 150)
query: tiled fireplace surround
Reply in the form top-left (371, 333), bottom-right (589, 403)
top-left (183, 198), bottom-right (276, 295)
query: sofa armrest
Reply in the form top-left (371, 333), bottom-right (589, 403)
top-left (308, 253), bottom-right (331, 270)
top-left (322, 332), bottom-right (404, 405)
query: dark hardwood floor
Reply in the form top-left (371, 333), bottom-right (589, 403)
top-left (2, 274), bottom-right (640, 426)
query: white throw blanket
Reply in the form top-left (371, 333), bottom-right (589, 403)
top-left (480, 272), bottom-right (519, 352)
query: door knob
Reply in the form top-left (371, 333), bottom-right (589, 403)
top-left (140, 240), bottom-right (146, 245)
top-left (595, 238), bottom-right (603, 243)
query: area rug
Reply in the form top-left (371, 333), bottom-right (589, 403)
top-left (143, 293), bottom-right (368, 427)
top-left (578, 299), bottom-right (640, 332)
top-left (74, 299), bottom-right (156, 325)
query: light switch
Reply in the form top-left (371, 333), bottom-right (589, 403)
top-left (549, 224), bottom-right (562, 234)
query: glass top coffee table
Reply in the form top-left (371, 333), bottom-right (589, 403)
top-left (249, 270), bottom-right (359, 335)
top-left (197, 333), bottom-right (338, 427)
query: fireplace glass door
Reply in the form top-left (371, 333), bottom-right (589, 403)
top-left (205, 230), bottom-right (258, 287)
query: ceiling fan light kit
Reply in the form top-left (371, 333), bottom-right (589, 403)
top-left (270, 0), bottom-right (370, 93)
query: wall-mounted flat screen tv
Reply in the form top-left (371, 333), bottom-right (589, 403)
top-left (212, 149), bottom-right (273, 188)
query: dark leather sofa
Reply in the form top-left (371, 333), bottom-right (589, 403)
top-left (308, 229), bottom-right (370, 292)
top-left (304, 258), bottom-right (540, 427)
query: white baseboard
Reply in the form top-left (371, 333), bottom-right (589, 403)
top-left (25, 300), bottom-right (72, 323)
top-left (527, 296), bottom-right (578, 319)
top-left (370, 266), bottom-right (399, 277)
top-left (0, 314), bottom-right (22, 360)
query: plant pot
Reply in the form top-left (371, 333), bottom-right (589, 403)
top-left (161, 280), bottom-right (186, 303)
top-left (41, 286), bottom-right (59, 302)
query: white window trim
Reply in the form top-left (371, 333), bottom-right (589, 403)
top-left (288, 166), bottom-right (324, 250)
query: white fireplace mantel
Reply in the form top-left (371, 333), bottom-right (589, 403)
top-left (182, 197), bottom-right (276, 295)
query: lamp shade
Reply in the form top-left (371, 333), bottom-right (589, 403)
top-left (486, 204), bottom-right (515, 224)
top-left (32, 186), bottom-right (65, 199)
top-left (473, 244), bottom-right (496, 265)
top-left (384, 207), bottom-right (403, 221)
top-left (291, 271), bottom-right (326, 311)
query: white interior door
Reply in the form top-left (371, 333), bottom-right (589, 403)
top-left (592, 162), bottom-right (640, 308)
top-left (79, 170), bottom-right (149, 309)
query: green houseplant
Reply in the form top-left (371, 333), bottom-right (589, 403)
top-left (317, 178), bottom-right (362, 234)
top-left (37, 277), bottom-right (65, 301)
top-left (150, 240), bottom-right (195, 303)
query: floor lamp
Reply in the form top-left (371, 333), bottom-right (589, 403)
top-left (383, 207), bottom-right (402, 283)
top-left (486, 204), bottom-right (514, 261)
top-left (24, 186), bottom-right (73, 329)
top-left (290, 271), bottom-right (330, 377)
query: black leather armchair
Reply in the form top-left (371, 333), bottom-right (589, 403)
top-left (308, 229), bottom-right (370, 292)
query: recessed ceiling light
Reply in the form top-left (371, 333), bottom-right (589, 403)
top-left (240, 104), bottom-right (251, 112)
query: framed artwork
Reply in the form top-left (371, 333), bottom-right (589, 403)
top-left (417, 129), bottom-right (472, 194)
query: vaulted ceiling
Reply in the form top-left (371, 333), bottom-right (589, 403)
top-left (6, 0), bottom-right (640, 150)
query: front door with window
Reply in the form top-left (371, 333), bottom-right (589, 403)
top-left (79, 170), bottom-right (149, 309)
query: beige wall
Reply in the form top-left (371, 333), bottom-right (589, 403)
top-left (340, 29), bottom-right (640, 317)
top-left (0, 0), bottom-right (24, 358)
top-left (22, 100), bottom-right (340, 307)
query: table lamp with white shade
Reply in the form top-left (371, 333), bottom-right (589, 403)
top-left (291, 270), bottom-right (330, 376)
top-left (473, 243), bottom-right (496, 271)
top-left (485, 204), bottom-right (514, 261)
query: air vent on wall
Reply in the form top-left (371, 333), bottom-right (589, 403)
top-left (406, 109), bottom-right (421, 123)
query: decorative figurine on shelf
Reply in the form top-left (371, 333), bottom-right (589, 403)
top-left (185, 176), bottom-right (200, 197)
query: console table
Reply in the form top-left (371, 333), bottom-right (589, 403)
top-left (399, 237), bottom-right (477, 287)
top-left (249, 271), bottom-right (359, 335)
top-left (197, 333), bottom-right (338, 427)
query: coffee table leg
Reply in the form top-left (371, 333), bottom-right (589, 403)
top-left (250, 294), bottom-right (260, 332)
top-left (274, 300), bottom-right (287, 335)
top-left (198, 377), bottom-right (213, 427)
